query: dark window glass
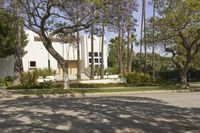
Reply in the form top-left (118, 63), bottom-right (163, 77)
top-left (95, 52), bottom-right (98, 57)
top-left (89, 52), bottom-right (92, 57)
top-left (99, 52), bottom-right (102, 57)
top-left (89, 59), bottom-right (92, 63)
top-left (95, 59), bottom-right (98, 63)
top-left (30, 61), bottom-right (36, 67)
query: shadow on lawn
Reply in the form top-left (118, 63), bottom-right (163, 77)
top-left (0, 96), bottom-right (199, 133)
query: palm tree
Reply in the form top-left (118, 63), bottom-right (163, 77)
top-left (140, 0), bottom-right (146, 71)
top-left (90, 26), bottom-right (95, 80)
top-left (76, 31), bottom-right (81, 80)
top-left (143, 0), bottom-right (147, 72)
top-left (152, 0), bottom-right (156, 80)
top-left (100, 23), bottom-right (105, 79)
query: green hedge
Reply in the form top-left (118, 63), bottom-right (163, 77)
top-left (158, 69), bottom-right (200, 82)
top-left (124, 72), bottom-right (153, 84)
top-left (158, 70), bottom-right (180, 82)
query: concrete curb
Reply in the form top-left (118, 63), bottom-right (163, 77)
top-left (0, 89), bottom-right (192, 100)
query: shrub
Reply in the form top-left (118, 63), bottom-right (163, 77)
top-left (21, 71), bottom-right (38, 85)
top-left (158, 70), bottom-right (180, 82)
top-left (20, 68), bottom-right (56, 85)
top-left (124, 72), bottom-right (153, 84)
top-left (0, 78), bottom-right (5, 87)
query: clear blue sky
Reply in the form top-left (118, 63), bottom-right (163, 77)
top-left (106, 0), bottom-right (153, 53)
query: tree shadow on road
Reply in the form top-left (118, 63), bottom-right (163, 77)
top-left (0, 96), bottom-right (199, 133)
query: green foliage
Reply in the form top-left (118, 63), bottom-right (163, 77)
top-left (0, 77), bottom-right (5, 87)
top-left (124, 72), bottom-right (153, 84)
top-left (158, 69), bottom-right (200, 82)
top-left (0, 9), bottom-right (28, 58)
top-left (147, 0), bottom-right (200, 83)
top-left (158, 70), bottom-right (180, 82)
top-left (20, 68), bottom-right (56, 85)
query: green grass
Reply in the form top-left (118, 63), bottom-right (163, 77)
top-left (10, 85), bottom-right (182, 95)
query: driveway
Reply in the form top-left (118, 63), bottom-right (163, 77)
top-left (0, 92), bottom-right (199, 133)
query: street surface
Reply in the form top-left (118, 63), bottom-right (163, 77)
top-left (0, 92), bottom-right (199, 133)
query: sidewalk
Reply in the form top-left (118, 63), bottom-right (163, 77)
top-left (0, 89), bottom-right (191, 100)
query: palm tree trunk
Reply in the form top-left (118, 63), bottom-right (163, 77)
top-left (76, 31), bottom-right (81, 80)
top-left (143, 0), bottom-right (147, 73)
top-left (100, 23), bottom-right (105, 79)
top-left (127, 30), bottom-right (132, 72)
top-left (118, 29), bottom-right (123, 73)
top-left (152, 0), bottom-right (156, 80)
top-left (140, 0), bottom-right (145, 71)
top-left (122, 29), bottom-right (125, 73)
top-left (90, 26), bottom-right (95, 79)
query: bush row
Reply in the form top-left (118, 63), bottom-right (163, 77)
top-left (122, 72), bottom-right (153, 84)
top-left (158, 69), bottom-right (200, 82)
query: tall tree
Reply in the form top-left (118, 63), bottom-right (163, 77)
top-left (0, 9), bottom-right (27, 58)
top-left (100, 22), bottom-right (105, 79)
top-left (108, 0), bottom-right (138, 74)
top-left (150, 0), bottom-right (200, 87)
top-left (139, 0), bottom-right (145, 71)
top-left (143, 0), bottom-right (147, 72)
top-left (76, 30), bottom-right (81, 80)
top-left (12, 0), bottom-right (24, 85)
top-left (90, 26), bottom-right (95, 80)
top-left (17, 0), bottom-right (106, 89)
top-left (152, 0), bottom-right (156, 80)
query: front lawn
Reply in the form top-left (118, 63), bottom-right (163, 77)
top-left (9, 85), bottom-right (182, 95)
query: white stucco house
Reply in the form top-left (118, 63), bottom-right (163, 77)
top-left (0, 30), bottom-right (108, 79)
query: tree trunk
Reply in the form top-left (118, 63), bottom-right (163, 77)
top-left (122, 29), bottom-right (126, 73)
top-left (40, 33), bottom-right (69, 89)
top-left (100, 23), bottom-right (105, 79)
top-left (143, 0), bottom-right (147, 73)
top-left (13, 1), bottom-right (23, 86)
top-left (118, 29), bottom-right (123, 73)
top-left (140, 0), bottom-right (145, 71)
top-left (127, 30), bottom-right (132, 72)
top-left (90, 26), bottom-right (95, 80)
top-left (180, 68), bottom-right (188, 88)
top-left (152, 0), bottom-right (156, 80)
top-left (130, 42), bottom-right (134, 71)
top-left (63, 66), bottom-right (69, 89)
top-left (76, 31), bottom-right (81, 80)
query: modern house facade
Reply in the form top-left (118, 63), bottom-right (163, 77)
top-left (0, 30), bottom-right (108, 78)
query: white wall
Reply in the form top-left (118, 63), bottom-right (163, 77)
top-left (23, 30), bottom-right (107, 73)
top-left (23, 30), bottom-right (80, 72)
top-left (82, 34), bottom-right (108, 68)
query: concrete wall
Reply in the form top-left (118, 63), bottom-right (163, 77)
top-left (0, 55), bottom-right (15, 78)
top-left (79, 78), bottom-right (126, 84)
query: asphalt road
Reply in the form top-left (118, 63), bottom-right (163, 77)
top-left (0, 92), bottom-right (199, 133)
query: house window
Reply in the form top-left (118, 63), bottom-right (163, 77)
top-left (89, 59), bottom-right (92, 63)
top-left (30, 61), bottom-right (36, 68)
top-left (89, 52), bottom-right (92, 57)
top-left (95, 58), bottom-right (98, 63)
top-left (89, 52), bottom-right (98, 57)
top-left (95, 52), bottom-right (98, 57)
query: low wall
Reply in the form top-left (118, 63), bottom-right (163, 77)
top-left (0, 55), bottom-right (15, 78)
top-left (79, 78), bottom-right (126, 84)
